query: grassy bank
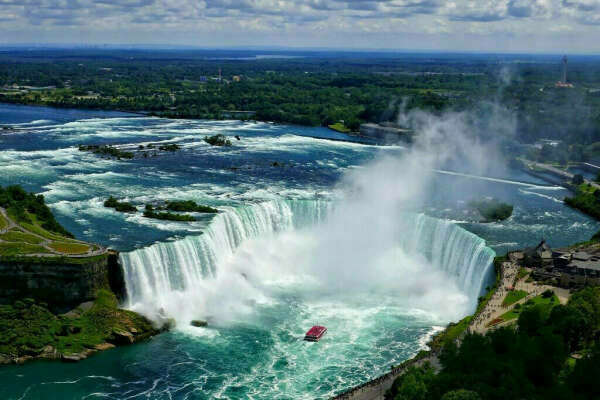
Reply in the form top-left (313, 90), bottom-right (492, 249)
top-left (328, 122), bottom-right (352, 133)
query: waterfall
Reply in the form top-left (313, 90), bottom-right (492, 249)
top-left (120, 199), bottom-right (495, 322)
top-left (400, 214), bottom-right (496, 298)
top-left (120, 199), bottom-right (331, 319)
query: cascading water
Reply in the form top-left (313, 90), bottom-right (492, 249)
top-left (121, 199), bottom-right (495, 324)
top-left (120, 199), bottom-right (332, 321)
top-left (403, 213), bottom-right (496, 299)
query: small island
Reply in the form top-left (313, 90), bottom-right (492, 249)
top-left (204, 134), bottom-right (232, 147)
top-left (468, 198), bottom-right (513, 222)
top-left (143, 204), bottom-right (196, 221)
top-left (104, 196), bottom-right (137, 212)
top-left (78, 144), bottom-right (134, 160)
top-left (104, 198), bottom-right (219, 221)
top-left (164, 200), bottom-right (219, 213)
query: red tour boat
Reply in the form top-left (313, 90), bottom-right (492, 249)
top-left (304, 325), bottom-right (327, 342)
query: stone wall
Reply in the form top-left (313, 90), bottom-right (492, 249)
top-left (0, 251), bottom-right (126, 312)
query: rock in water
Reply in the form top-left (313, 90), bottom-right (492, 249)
top-left (190, 320), bottom-right (208, 327)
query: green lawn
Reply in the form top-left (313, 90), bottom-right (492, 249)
top-left (499, 293), bottom-right (559, 322)
top-left (0, 230), bottom-right (45, 245)
top-left (0, 242), bottom-right (49, 257)
top-left (502, 290), bottom-right (529, 307)
top-left (18, 216), bottom-right (67, 241)
top-left (328, 122), bottom-right (352, 133)
top-left (48, 242), bottom-right (90, 255)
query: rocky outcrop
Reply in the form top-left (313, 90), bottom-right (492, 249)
top-left (0, 251), bottom-right (127, 313)
top-left (0, 292), bottom-right (171, 366)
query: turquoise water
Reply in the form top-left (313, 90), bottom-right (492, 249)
top-left (0, 104), bottom-right (598, 399)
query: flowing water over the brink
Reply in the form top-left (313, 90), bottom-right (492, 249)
top-left (121, 199), bottom-right (496, 325)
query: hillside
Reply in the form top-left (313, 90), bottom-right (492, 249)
top-left (0, 186), bottom-right (106, 262)
top-left (0, 185), bottom-right (169, 364)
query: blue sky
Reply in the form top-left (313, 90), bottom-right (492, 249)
top-left (1, 0), bottom-right (599, 53)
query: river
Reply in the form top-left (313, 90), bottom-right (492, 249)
top-left (0, 103), bottom-right (597, 399)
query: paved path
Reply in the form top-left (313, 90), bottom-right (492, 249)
top-left (468, 260), bottom-right (518, 334)
top-left (331, 355), bottom-right (439, 400)
top-left (469, 253), bottom-right (570, 334)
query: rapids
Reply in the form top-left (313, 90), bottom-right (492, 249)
top-left (0, 103), bottom-right (598, 399)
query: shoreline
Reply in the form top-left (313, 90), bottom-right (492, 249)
top-left (0, 101), bottom-right (148, 119)
top-left (332, 245), bottom-right (579, 400)
top-left (1, 102), bottom-right (389, 147)
top-left (331, 256), bottom-right (503, 400)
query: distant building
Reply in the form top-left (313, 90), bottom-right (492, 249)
top-left (232, 75), bottom-right (241, 82)
top-left (523, 240), bottom-right (600, 287)
top-left (524, 240), bottom-right (553, 266)
top-left (555, 55), bottom-right (574, 88)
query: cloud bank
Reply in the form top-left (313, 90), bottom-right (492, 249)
top-left (1, 0), bottom-right (599, 52)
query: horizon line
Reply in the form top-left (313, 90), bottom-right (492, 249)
top-left (1, 43), bottom-right (599, 57)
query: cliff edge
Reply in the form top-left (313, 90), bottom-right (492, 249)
top-left (0, 185), bottom-right (167, 364)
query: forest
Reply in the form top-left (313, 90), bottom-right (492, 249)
top-left (1, 49), bottom-right (600, 149)
top-left (385, 286), bottom-right (600, 400)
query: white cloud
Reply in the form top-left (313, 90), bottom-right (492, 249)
top-left (0, 0), bottom-right (598, 51)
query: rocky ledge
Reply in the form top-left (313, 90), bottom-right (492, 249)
top-left (0, 290), bottom-right (172, 365)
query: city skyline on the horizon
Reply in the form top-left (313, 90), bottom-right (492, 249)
top-left (1, 0), bottom-right (599, 53)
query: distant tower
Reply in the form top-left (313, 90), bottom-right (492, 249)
top-left (218, 68), bottom-right (222, 83)
top-left (562, 55), bottom-right (568, 84)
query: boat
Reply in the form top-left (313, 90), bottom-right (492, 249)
top-left (304, 325), bottom-right (327, 342)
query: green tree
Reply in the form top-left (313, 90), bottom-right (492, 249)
top-left (441, 389), bottom-right (481, 400)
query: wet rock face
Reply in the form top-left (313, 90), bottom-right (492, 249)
top-left (0, 253), bottom-right (127, 313)
top-left (110, 329), bottom-right (135, 345)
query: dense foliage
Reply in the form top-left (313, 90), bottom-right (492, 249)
top-left (0, 185), bottom-right (73, 238)
top-left (2, 49), bottom-right (600, 149)
top-left (143, 204), bottom-right (196, 221)
top-left (0, 290), bottom-right (157, 358)
top-left (385, 287), bottom-right (600, 400)
top-left (564, 184), bottom-right (600, 220)
top-left (158, 143), bottom-right (180, 152)
top-left (165, 200), bottom-right (218, 213)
